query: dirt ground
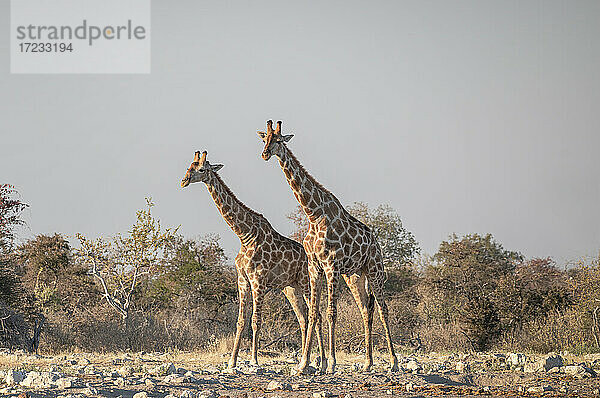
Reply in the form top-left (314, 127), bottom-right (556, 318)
top-left (1, 350), bottom-right (599, 398)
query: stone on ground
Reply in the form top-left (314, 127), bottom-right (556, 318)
top-left (20, 371), bottom-right (62, 389)
top-left (198, 390), bottom-right (218, 398)
top-left (507, 353), bottom-right (527, 368)
top-left (151, 362), bottom-right (177, 376)
top-left (266, 380), bottom-right (291, 391)
top-left (564, 365), bottom-right (596, 379)
top-left (5, 370), bottom-right (25, 386)
top-left (542, 353), bottom-right (564, 371)
top-left (405, 359), bottom-right (422, 373)
top-left (527, 385), bottom-right (554, 393)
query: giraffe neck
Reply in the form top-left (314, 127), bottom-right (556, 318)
top-left (204, 172), bottom-right (262, 246)
top-left (276, 145), bottom-right (333, 223)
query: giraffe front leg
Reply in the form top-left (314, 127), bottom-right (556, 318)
top-left (250, 286), bottom-right (264, 367)
top-left (297, 271), bottom-right (321, 374)
top-left (325, 271), bottom-right (339, 374)
top-left (228, 272), bottom-right (250, 370)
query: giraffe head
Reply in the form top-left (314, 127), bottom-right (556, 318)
top-left (180, 150), bottom-right (224, 188)
top-left (257, 120), bottom-right (294, 161)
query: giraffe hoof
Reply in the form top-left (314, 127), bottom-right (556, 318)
top-left (319, 358), bottom-right (328, 374)
top-left (363, 363), bottom-right (373, 372)
top-left (390, 363), bottom-right (400, 372)
top-left (326, 364), bottom-right (336, 374)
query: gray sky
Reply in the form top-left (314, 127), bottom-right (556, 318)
top-left (1, 0), bottom-right (599, 264)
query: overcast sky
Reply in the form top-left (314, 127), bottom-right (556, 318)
top-left (1, 0), bottom-right (599, 264)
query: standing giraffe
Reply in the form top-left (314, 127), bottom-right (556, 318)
top-left (258, 121), bottom-right (399, 374)
top-left (180, 150), bottom-right (325, 370)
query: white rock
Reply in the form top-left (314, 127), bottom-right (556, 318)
top-left (266, 380), bottom-right (291, 391)
top-left (144, 378), bottom-right (156, 388)
top-left (527, 385), bottom-right (553, 393)
top-left (151, 362), bottom-right (176, 376)
top-left (221, 367), bottom-right (241, 375)
top-left (547, 366), bottom-right (563, 374)
top-left (20, 371), bottom-right (61, 388)
top-left (180, 391), bottom-right (195, 398)
top-left (507, 353), bottom-right (527, 367)
top-left (133, 392), bottom-right (149, 398)
top-left (118, 365), bottom-right (134, 377)
top-left (163, 374), bottom-right (187, 384)
top-left (56, 377), bottom-right (78, 389)
top-left (524, 361), bottom-right (543, 373)
top-left (405, 360), bottom-right (422, 373)
top-left (198, 390), bottom-right (218, 398)
top-left (405, 382), bottom-right (414, 392)
top-left (313, 392), bottom-right (332, 398)
top-left (564, 365), bottom-right (596, 379)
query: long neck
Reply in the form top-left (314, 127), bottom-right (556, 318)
top-left (203, 172), bottom-right (260, 245)
top-left (276, 145), bottom-right (330, 223)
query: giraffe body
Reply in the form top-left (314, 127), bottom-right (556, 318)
top-left (259, 121), bottom-right (399, 374)
top-left (181, 151), bottom-right (325, 370)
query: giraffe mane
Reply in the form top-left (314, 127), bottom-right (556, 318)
top-left (284, 146), bottom-right (341, 205)
top-left (212, 172), bottom-right (266, 219)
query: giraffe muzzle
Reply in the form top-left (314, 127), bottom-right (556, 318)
top-left (262, 150), bottom-right (271, 161)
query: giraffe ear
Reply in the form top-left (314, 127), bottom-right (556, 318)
top-left (257, 131), bottom-right (267, 141)
top-left (210, 164), bottom-right (224, 172)
top-left (281, 134), bottom-right (294, 142)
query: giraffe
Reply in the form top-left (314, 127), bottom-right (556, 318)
top-left (180, 150), bottom-right (325, 371)
top-left (258, 121), bottom-right (399, 374)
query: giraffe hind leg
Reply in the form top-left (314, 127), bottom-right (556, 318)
top-left (367, 266), bottom-right (399, 372)
top-left (228, 273), bottom-right (250, 369)
top-left (283, 286), bottom-right (308, 359)
top-left (343, 272), bottom-right (374, 372)
top-left (250, 284), bottom-right (265, 367)
top-left (302, 286), bottom-right (326, 373)
top-left (297, 268), bottom-right (323, 374)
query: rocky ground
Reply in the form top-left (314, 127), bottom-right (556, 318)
top-left (1, 349), bottom-right (599, 398)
